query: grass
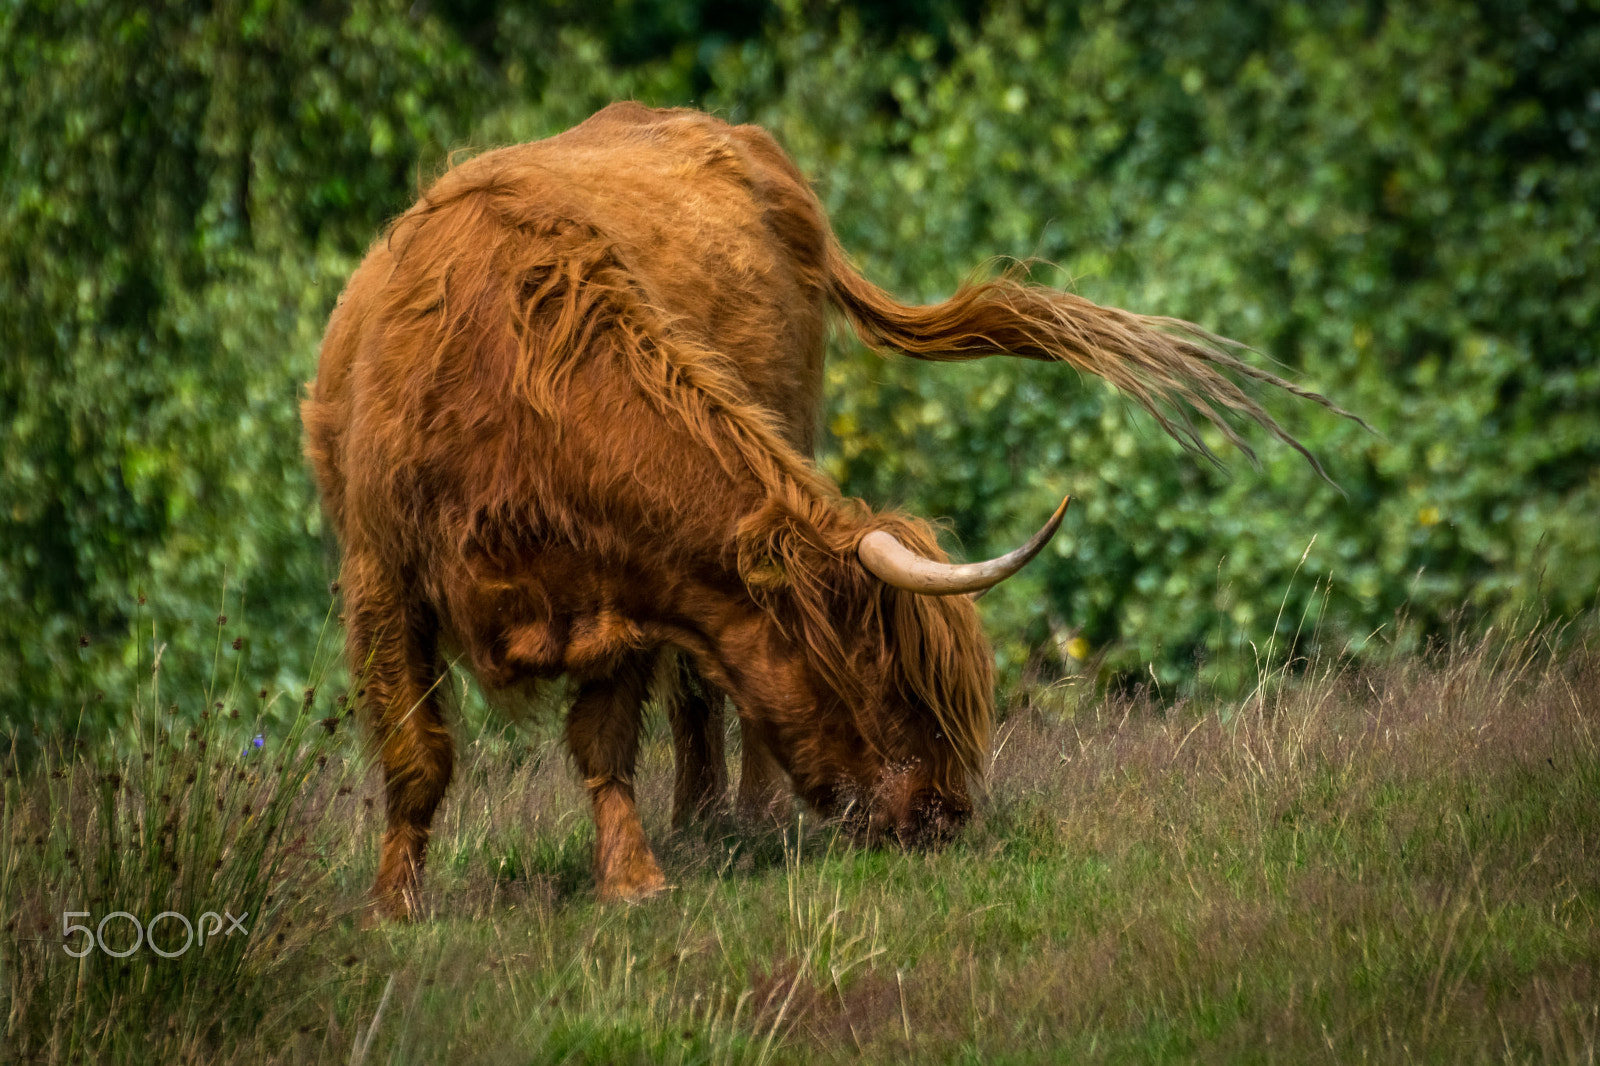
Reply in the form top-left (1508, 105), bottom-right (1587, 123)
top-left (3, 621), bottom-right (1598, 1064)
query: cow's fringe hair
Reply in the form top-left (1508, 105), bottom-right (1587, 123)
top-left (735, 489), bottom-right (994, 780)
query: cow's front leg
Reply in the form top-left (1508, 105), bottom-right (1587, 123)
top-left (566, 655), bottom-right (666, 902)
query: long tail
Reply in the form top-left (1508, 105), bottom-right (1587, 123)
top-left (824, 243), bottom-right (1368, 482)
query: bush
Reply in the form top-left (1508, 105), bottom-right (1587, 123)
top-left (5, 0), bottom-right (1597, 728)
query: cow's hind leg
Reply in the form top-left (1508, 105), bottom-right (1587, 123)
top-left (567, 654), bottom-right (667, 902)
top-left (346, 565), bottom-right (453, 922)
top-left (665, 654), bottom-right (727, 829)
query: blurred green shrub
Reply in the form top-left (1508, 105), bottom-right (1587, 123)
top-left (0, 0), bottom-right (486, 730)
top-left (4, 0), bottom-right (1596, 730)
top-left (714, 0), bottom-right (1600, 690)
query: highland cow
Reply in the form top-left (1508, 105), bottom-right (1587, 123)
top-left (303, 103), bottom-right (1353, 918)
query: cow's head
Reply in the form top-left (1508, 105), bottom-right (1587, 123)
top-left (707, 493), bottom-right (1070, 844)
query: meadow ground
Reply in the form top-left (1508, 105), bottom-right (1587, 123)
top-left (3, 624), bottom-right (1598, 1064)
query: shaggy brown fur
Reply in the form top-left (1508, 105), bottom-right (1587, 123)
top-left (303, 103), bottom-right (1351, 916)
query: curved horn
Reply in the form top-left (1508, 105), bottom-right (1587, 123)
top-left (858, 496), bottom-right (1071, 596)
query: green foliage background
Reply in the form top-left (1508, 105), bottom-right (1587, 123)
top-left (3, 0), bottom-right (1596, 731)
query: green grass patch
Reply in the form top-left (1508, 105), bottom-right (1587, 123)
top-left (4, 629), bottom-right (1598, 1063)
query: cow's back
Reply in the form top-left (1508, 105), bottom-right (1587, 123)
top-left (304, 103), bottom-right (835, 595)
top-left (477, 103), bottom-right (831, 452)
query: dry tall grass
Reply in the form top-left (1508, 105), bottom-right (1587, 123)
top-left (3, 621), bottom-right (1596, 1063)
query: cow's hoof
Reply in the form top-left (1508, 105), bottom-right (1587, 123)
top-left (596, 866), bottom-right (668, 904)
top-left (361, 887), bottom-right (419, 927)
